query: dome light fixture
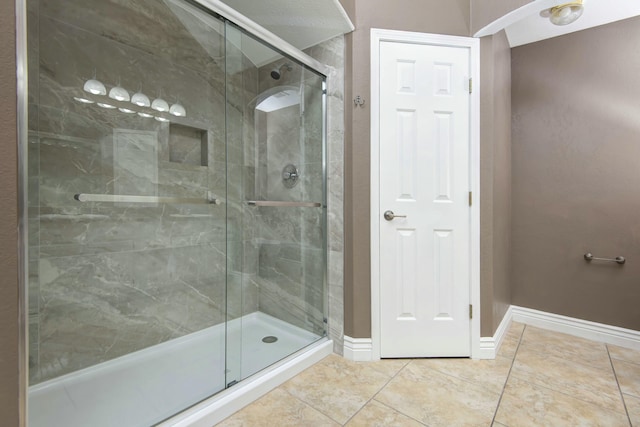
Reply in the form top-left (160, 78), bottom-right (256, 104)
top-left (151, 98), bottom-right (169, 112)
top-left (169, 103), bottom-right (186, 117)
top-left (131, 91), bottom-right (151, 107)
top-left (83, 79), bottom-right (106, 96)
top-left (109, 85), bottom-right (130, 102)
top-left (540, 1), bottom-right (584, 26)
top-left (73, 97), bottom-right (94, 104)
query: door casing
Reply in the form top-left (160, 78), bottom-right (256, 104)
top-left (370, 28), bottom-right (481, 359)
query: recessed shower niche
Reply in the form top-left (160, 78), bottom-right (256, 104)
top-left (168, 123), bottom-right (208, 167)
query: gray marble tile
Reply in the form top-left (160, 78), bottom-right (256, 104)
top-left (28, 0), bottom-right (344, 385)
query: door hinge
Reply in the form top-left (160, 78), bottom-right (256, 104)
top-left (468, 191), bottom-right (472, 206)
top-left (469, 304), bottom-right (473, 319)
top-left (468, 78), bottom-right (473, 94)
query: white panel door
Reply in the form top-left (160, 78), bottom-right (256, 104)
top-left (378, 40), bottom-right (471, 358)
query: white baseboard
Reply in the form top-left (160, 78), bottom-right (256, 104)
top-left (512, 305), bottom-right (640, 351)
top-left (343, 336), bottom-right (374, 361)
top-left (478, 305), bottom-right (513, 359)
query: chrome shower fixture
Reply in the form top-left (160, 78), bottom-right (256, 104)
top-left (270, 63), bottom-right (292, 80)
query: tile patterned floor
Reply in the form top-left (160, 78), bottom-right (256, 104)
top-left (218, 323), bottom-right (640, 426)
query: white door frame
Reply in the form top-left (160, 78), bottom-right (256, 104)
top-left (370, 28), bottom-right (481, 359)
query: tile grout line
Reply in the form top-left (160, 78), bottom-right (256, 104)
top-left (340, 360), bottom-right (426, 426)
top-left (278, 386), bottom-right (345, 426)
top-left (490, 324), bottom-right (526, 426)
top-left (502, 340), bottom-right (633, 417)
top-left (367, 391), bottom-right (429, 427)
top-left (607, 345), bottom-right (633, 426)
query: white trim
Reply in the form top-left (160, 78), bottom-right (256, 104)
top-left (370, 28), bottom-right (481, 361)
top-left (478, 306), bottom-right (513, 359)
top-left (331, 0), bottom-right (355, 33)
top-left (161, 339), bottom-right (332, 427)
top-left (512, 306), bottom-right (640, 351)
top-left (343, 336), bottom-right (374, 362)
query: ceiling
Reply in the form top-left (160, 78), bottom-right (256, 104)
top-left (219, 0), bottom-right (354, 52)
top-left (476, 0), bottom-right (640, 47)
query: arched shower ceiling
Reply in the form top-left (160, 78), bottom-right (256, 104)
top-left (474, 0), bottom-right (640, 47)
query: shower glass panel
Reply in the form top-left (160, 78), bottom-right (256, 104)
top-left (224, 23), bottom-right (327, 384)
top-left (25, 0), bottom-right (326, 425)
top-left (26, 1), bottom-right (228, 425)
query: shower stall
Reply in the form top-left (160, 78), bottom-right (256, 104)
top-left (23, 0), bottom-right (327, 425)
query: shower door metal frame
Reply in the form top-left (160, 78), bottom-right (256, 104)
top-left (16, 0), bottom-right (331, 425)
top-left (16, 0), bottom-right (29, 425)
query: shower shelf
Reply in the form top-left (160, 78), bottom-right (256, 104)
top-left (247, 200), bottom-right (322, 208)
top-left (74, 193), bottom-right (220, 205)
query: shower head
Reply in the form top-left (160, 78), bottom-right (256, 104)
top-left (270, 63), bottom-right (292, 80)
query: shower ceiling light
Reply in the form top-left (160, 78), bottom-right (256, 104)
top-left (151, 98), bottom-right (169, 112)
top-left (97, 102), bottom-right (116, 109)
top-left (138, 112), bottom-right (154, 118)
top-left (118, 107), bottom-right (136, 114)
top-left (540, 1), bottom-right (584, 26)
top-left (169, 103), bottom-right (186, 117)
top-left (73, 97), bottom-right (94, 104)
top-left (109, 85), bottom-right (130, 102)
top-left (83, 79), bottom-right (106, 96)
top-left (131, 91), bottom-right (151, 107)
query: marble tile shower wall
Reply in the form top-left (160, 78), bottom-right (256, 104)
top-left (307, 37), bottom-right (345, 355)
top-left (27, 0), bottom-right (260, 384)
top-left (251, 37), bottom-right (345, 354)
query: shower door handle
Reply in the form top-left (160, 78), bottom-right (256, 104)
top-left (383, 210), bottom-right (407, 221)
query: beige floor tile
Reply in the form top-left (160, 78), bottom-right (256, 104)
top-left (624, 393), bottom-right (640, 426)
top-left (495, 376), bottom-right (630, 427)
top-left (218, 388), bottom-right (340, 427)
top-left (511, 345), bottom-right (625, 412)
top-left (359, 358), bottom-right (409, 378)
top-left (610, 345), bottom-right (640, 365)
top-left (410, 355), bottom-right (512, 394)
top-left (281, 354), bottom-right (391, 424)
top-left (345, 400), bottom-right (424, 426)
top-left (498, 336), bottom-right (520, 360)
top-left (375, 360), bottom-right (500, 427)
top-left (519, 326), bottom-right (611, 371)
top-left (505, 322), bottom-right (525, 341)
top-left (492, 423), bottom-right (508, 427)
top-left (614, 359), bottom-right (640, 398)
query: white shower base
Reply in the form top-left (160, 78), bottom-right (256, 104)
top-left (29, 312), bottom-right (324, 427)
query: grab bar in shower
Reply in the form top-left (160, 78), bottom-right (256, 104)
top-left (74, 193), bottom-right (220, 205)
top-left (246, 200), bottom-right (322, 208)
top-left (584, 253), bottom-right (626, 265)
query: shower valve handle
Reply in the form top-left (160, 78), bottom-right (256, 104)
top-left (283, 171), bottom-right (298, 179)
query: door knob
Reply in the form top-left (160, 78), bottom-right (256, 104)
top-left (384, 210), bottom-right (407, 221)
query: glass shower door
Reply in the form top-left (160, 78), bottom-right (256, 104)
top-left (224, 22), bottom-right (327, 384)
top-left (27, 0), bottom-right (229, 425)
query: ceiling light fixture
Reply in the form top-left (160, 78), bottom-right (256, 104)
top-left (540, 1), bottom-right (584, 26)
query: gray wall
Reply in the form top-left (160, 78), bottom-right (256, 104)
top-left (480, 30), bottom-right (512, 336)
top-left (470, 0), bottom-right (532, 34)
top-left (1, 0), bottom-right (20, 425)
top-left (511, 16), bottom-right (640, 330)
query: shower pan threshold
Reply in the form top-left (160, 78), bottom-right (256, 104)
top-left (28, 312), bottom-right (331, 427)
